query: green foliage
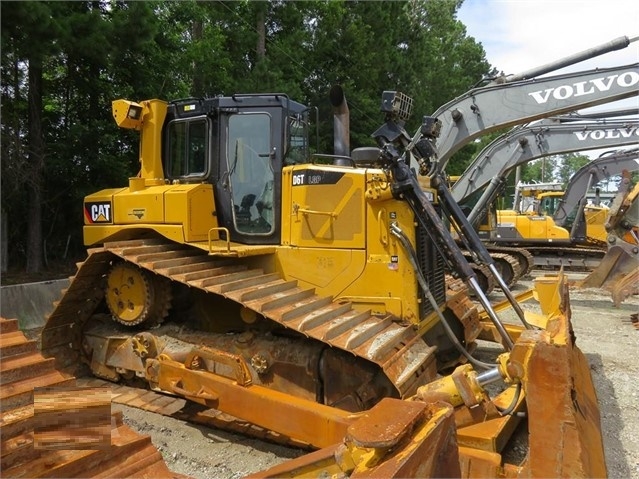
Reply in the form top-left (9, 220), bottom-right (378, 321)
top-left (1, 0), bottom-right (491, 272)
top-left (555, 153), bottom-right (591, 187)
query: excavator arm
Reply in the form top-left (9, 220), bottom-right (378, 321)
top-left (554, 147), bottom-right (639, 227)
top-left (580, 172), bottom-right (639, 305)
top-left (451, 118), bottom-right (639, 227)
top-left (408, 36), bottom-right (638, 175)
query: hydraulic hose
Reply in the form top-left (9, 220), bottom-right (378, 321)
top-left (389, 223), bottom-right (496, 370)
top-left (496, 382), bottom-right (524, 417)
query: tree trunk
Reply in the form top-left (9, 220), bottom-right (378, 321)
top-left (1, 209), bottom-right (7, 273)
top-left (192, 17), bottom-right (204, 95)
top-left (256, 6), bottom-right (266, 61)
top-left (26, 56), bottom-right (44, 274)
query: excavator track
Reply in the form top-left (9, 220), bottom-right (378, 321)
top-left (43, 238), bottom-right (454, 402)
top-left (488, 252), bottom-right (522, 288)
top-left (460, 246), bottom-right (525, 289)
top-left (485, 245), bottom-right (535, 276)
top-left (453, 246), bottom-right (496, 294)
top-left (524, 245), bottom-right (604, 270)
top-left (0, 317), bottom-right (185, 479)
top-left (460, 260), bottom-right (495, 295)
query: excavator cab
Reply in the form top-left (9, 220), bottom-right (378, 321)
top-left (536, 192), bottom-right (562, 216)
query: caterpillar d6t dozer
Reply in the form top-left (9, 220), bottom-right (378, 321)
top-left (42, 32), bottom-right (639, 477)
top-left (39, 83), bottom-right (608, 478)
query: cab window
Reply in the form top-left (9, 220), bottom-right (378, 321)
top-left (539, 196), bottom-right (561, 216)
top-left (285, 112), bottom-right (310, 164)
top-left (167, 118), bottom-right (208, 178)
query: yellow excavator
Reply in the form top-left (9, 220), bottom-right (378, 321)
top-left (33, 36), bottom-right (639, 478)
top-left (495, 148), bottom-right (639, 269)
top-left (452, 115), bottom-right (639, 276)
top-left (580, 170), bottom-right (639, 306)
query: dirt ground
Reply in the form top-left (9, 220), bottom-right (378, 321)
top-left (559, 275), bottom-right (639, 479)
top-left (102, 271), bottom-right (639, 479)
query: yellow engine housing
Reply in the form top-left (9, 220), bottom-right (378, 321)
top-left (83, 182), bottom-right (218, 245)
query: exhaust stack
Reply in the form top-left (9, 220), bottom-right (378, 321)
top-left (330, 85), bottom-right (350, 161)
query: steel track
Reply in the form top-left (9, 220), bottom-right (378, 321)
top-left (42, 238), bottom-right (480, 400)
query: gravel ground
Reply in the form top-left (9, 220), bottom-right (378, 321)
top-left (74, 272), bottom-right (639, 477)
top-left (561, 276), bottom-right (639, 479)
top-left (112, 403), bottom-right (303, 478)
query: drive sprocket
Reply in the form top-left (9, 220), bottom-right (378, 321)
top-left (105, 261), bottom-right (171, 327)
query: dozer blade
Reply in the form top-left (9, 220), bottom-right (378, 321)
top-left (247, 399), bottom-right (461, 479)
top-left (578, 242), bottom-right (639, 306)
top-left (509, 274), bottom-right (607, 478)
top-left (0, 317), bottom-right (187, 479)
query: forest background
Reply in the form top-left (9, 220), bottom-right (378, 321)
top-left (1, 0), bottom-right (592, 278)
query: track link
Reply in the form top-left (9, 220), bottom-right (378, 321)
top-left (43, 238), bottom-right (442, 399)
top-left (485, 245), bottom-right (535, 276)
top-left (526, 246), bottom-right (605, 270)
top-left (0, 317), bottom-right (184, 479)
top-left (489, 252), bottom-right (522, 288)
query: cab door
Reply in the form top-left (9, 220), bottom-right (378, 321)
top-left (216, 108), bottom-right (283, 245)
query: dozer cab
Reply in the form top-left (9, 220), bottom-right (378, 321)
top-left (39, 36), bottom-right (639, 478)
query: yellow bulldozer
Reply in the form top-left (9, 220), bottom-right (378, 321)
top-left (32, 84), bottom-right (608, 478)
top-left (33, 34), bottom-right (639, 479)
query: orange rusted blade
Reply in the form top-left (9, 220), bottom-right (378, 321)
top-left (249, 399), bottom-right (460, 479)
top-left (0, 317), bottom-right (188, 479)
top-left (510, 287), bottom-right (607, 478)
top-left (579, 243), bottom-right (639, 306)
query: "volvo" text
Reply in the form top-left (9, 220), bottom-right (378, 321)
top-left (528, 71), bottom-right (639, 104)
top-left (574, 126), bottom-right (639, 141)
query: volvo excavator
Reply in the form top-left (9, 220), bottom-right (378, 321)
top-left (20, 36), bottom-right (636, 478)
top-left (495, 148), bottom-right (639, 268)
top-left (406, 36), bottom-right (639, 292)
top-left (452, 117), bottom-right (639, 275)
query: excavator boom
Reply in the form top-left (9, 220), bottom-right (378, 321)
top-left (452, 118), bottom-right (639, 227)
top-left (426, 63), bottom-right (638, 173)
top-left (420, 36), bottom-right (638, 173)
top-left (554, 147), bottom-right (639, 227)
